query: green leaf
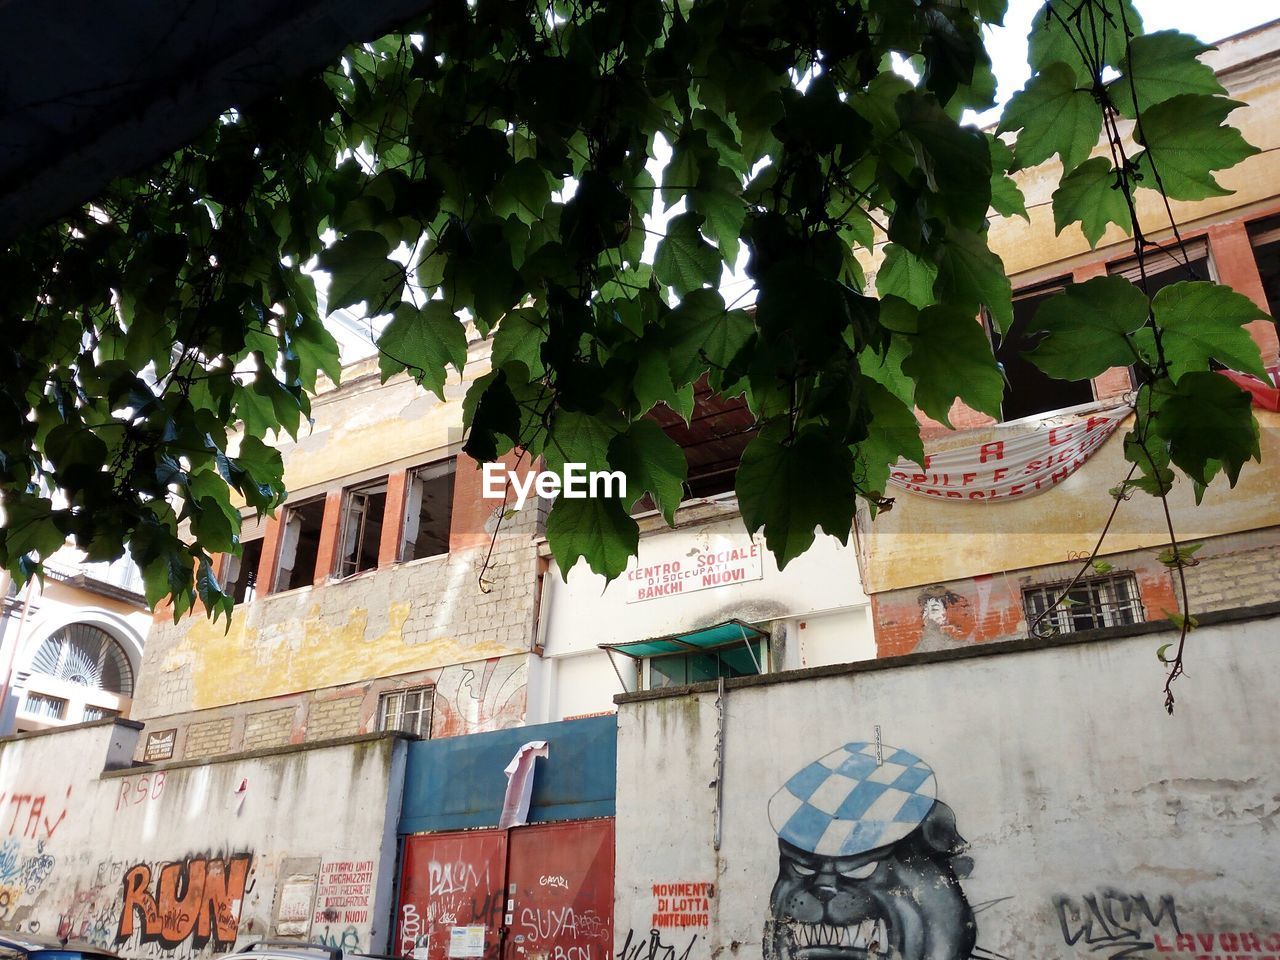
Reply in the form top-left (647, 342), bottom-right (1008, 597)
top-left (855, 378), bottom-right (925, 494)
top-left (877, 244), bottom-right (938, 309)
top-left (655, 213), bottom-right (722, 295)
top-left (1151, 281), bottom-right (1269, 382)
top-left (543, 410), bottom-right (620, 476)
top-left (377, 300), bottom-right (468, 399)
top-left (1156, 542), bottom-right (1203, 567)
top-left (545, 495), bottom-right (639, 582)
top-left (1151, 372), bottom-right (1260, 486)
top-left (902, 304), bottom-right (1004, 425)
top-left (987, 134), bottom-right (1028, 220)
top-left (1051, 157), bottom-right (1133, 248)
top-left (1112, 30), bottom-right (1226, 118)
top-left (493, 159), bottom-right (556, 226)
top-left (997, 61), bottom-right (1102, 175)
top-left (1027, 0), bottom-right (1142, 86)
top-left (1132, 95), bottom-right (1259, 201)
top-left (1024, 275), bottom-right (1148, 380)
top-left (318, 230), bottom-right (405, 313)
top-left (634, 348), bottom-right (695, 421)
top-left (1155, 642), bottom-right (1172, 662)
top-left (934, 229), bottom-right (1012, 333)
top-left (666, 289), bottom-right (754, 387)
top-left (736, 432), bottom-right (856, 569)
top-left (690, 163), bottom-right (746, 262)
top-left (491, 307), bottom-right (547, 378)
top-left (608, 419), bottom-right (688, 524)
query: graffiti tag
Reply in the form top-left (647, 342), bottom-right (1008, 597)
top-left (116, 853), bottom-right (253, 952)
top-left (616, 929), bottom-right (696, 960)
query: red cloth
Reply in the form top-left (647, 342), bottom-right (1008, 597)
top-left (1223, 370), bottom-right (1280, 413)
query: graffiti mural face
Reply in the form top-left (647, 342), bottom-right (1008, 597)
top-left (764, 743), bottom-right (976, 960)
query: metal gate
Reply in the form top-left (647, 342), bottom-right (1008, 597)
top-left (396, 820), bottom-right (614, 960)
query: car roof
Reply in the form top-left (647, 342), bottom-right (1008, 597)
top-left (0, 933), bottom-right (119, 957)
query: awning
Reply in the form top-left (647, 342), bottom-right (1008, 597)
top-left (599, 619), bottom-right (768, 692)
top-left (599, 618), bottom-right (768, 659)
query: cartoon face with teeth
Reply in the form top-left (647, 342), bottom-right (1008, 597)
top-left (763, 742), bottom-right (977, 960)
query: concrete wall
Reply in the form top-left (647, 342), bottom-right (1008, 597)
top-left (532, 505), bottom-right (874, 723)
top-left (0, 720), bottom-right (406, 959)
top-left (614, 610), bottom-right (1280, 960)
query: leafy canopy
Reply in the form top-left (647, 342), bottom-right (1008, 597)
top-left (0, 0), bottom-right (1268, 610)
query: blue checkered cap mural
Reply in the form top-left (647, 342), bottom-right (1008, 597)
top-left (769, 742), bottom-right (938, 857)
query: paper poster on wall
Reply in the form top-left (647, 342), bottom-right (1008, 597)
top-left (449, 926), bottom-right (485, 958)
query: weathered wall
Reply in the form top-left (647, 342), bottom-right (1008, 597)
top-left (0, 721), bottom-right (406, 959)
top-left (615, 610), bottom-right (1280, 960)
top-left (533, 508), bottom-right (874, 722)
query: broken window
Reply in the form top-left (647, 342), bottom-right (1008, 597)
top-left (272, 496), bottom-right (326, 593)
top-left (223, 536), bottom-right (264, 604)
top-left (987, 278), bottom-right (1096, 422)
top-left (648, 378), bottom-right (758, 502)
top-left (377, 685), bottom-right (435, 737)
top-left (1248, 216), bottom-right (1280, 319)
top-left (401, 460), bottom-right (455, 561)
top-left (1023, 572), bottom-right (1143, 635)
top-left (337, 479), bottom-right (389, 578)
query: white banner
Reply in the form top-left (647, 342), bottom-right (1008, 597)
top-left (887, 405), bottom-right (1131, 502)
top-left (625, 535), bottom-right (764, 603)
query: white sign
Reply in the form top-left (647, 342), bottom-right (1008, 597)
top-left (449, 926), bottom-right (486, 958)
top-left (625, 534), bottom-right (764, 603)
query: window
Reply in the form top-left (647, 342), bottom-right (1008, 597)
top-left (1108, 240), bottom-right (1210, 296)
top-left (990, 278), bottom-right (1096, 421)
top-left (649, 378), bottom-right (758, 501)
top-left (337, 479), bottom-right (388, 577)
top-left (1023, 573), bottom-right (1144, 635)
top-left (224, 536), bottom-right (264, 604)
top-left (31, 624), bottom-right (135, 696)
top-left (648, 639), bottom-right (767, 689)
top-left (272, 496), bottom-right (326, 592)
top-left (377, 686), bottom-right (435, 736)
top-left (1247, 216), bottom-right (1280, 319)
top-left (82, 705), bottom-right (118, 722)
top-left (23, 693), bottom-right (66, 720)
top-left (401, 460), bottom-right (456, 561)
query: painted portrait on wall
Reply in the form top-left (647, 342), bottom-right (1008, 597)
top-left (763, 741), bottom-right (977, 960)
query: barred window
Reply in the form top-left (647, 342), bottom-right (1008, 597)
top-left (23, 693), bottom-right (66, 720)
top-left (1024, 573), bottom-right (1144, 635)
top-left (378, 685), bottom-right (435, 737)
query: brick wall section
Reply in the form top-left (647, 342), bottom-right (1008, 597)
top-left (241, 707), bottom-right (297, 750)
top-left (184, 718), bottom-right (233, 759)
top-left (305, 696), bottom-right (364, 741)
top-left (872, 526), bottom-right (1280, 656)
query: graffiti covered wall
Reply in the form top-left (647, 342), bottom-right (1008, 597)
top-left (0, 721), bottom-right (405, 959)
top-left (614, 610), bottom-right (1280, 960)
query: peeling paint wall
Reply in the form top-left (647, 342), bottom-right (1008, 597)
top-left (614, 612), bottom-right (1280, 960)
top-left (0, 721), bottom-right (405, 959)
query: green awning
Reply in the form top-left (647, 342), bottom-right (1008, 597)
top-left (600, 619), bottom-right (767, 659)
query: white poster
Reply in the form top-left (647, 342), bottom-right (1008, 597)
top-left (625, 534), bottom-right (764, 603)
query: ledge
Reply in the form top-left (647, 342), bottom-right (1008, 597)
top-left (99, 729), bottom-right (417, 778)
top-left (0, 716), bottom-right (143, 745)
top-left (614, 600), bottom-right (1280, 704)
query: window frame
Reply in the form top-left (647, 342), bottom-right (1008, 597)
top-left (399, 458), bottom-right (457, 563)
top-left (335, 477), bottom-right (390, 579)
top-left (271, 495), bottom-right (327, 594)
top-left (377, 685), bottom-right (436, 737)
top-left (1023, 572), bottom-right (1144, 636)
top-left (642, 638), bottom-right (768, 690)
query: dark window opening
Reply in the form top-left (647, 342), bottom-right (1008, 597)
top-left (272, 497), bottom-right (326, 592)
top-left (225, 537), bottom-right (264, 604)
top-left (1247, 217), bottom-right (1280, 321)
top-left (378, 685), bottom-right (435, 736)
top-left (992, 278), bottom-right (1095, 422)
top-left (647, 379), bottom-right (758, 504)
top-left (647, 640), bottom-right (766, 689)
top-left (1023, 572), bottom-right (1143, 635)
top-left (337, 480), bottom-right (388, 577)
top-left (401, 460), bottom-right (456, 561)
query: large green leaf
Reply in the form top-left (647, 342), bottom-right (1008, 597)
top-left (545, 495), bottom-right (639, 582)
top-left (1112, 30), bottom-right (1226, 118)
top-left (1027, 0), bottom-right (1142, 85)
top-left (1150, 281), bottom-right (1269, 382)
top-left (1024, 275), bottom-right (1148, 380)
top-left (877, 244), bottom-right (938, 309)
top-left (736, 432), bottom-right (856, 569)
top-left (655, 213), bottom-right (722, 295)
top-left (997, 62), bottom-right (1102, 175)
top-left (543, 410), bottom-right (621, 476)
top-left (377, 301), bottom-right (469, 398)
top-left (934, 229), bottom-right (1012, 333)
top-left (1051, 156), bottom-right (1133, 248)
top-left (1151, 372), bottom-right (1260, 487)
top-left (607, 419), bottom-right (688, 524)
top-left (666, 289), bottom-right (754, 387)
top-left (1132, 95), bottom-right (1259, 200)
top-left (317, 230), bottom-right (405, 313)
top-left (855, 378), bottom-right (925, 494)
top-left (903, 304), bottom-right (1004, 425)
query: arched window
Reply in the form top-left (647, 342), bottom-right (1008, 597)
top-left (30, 624), bottom-right (135, 697)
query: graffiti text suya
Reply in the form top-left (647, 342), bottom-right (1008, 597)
top-left (116, 853), bottom-right (253, 951)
